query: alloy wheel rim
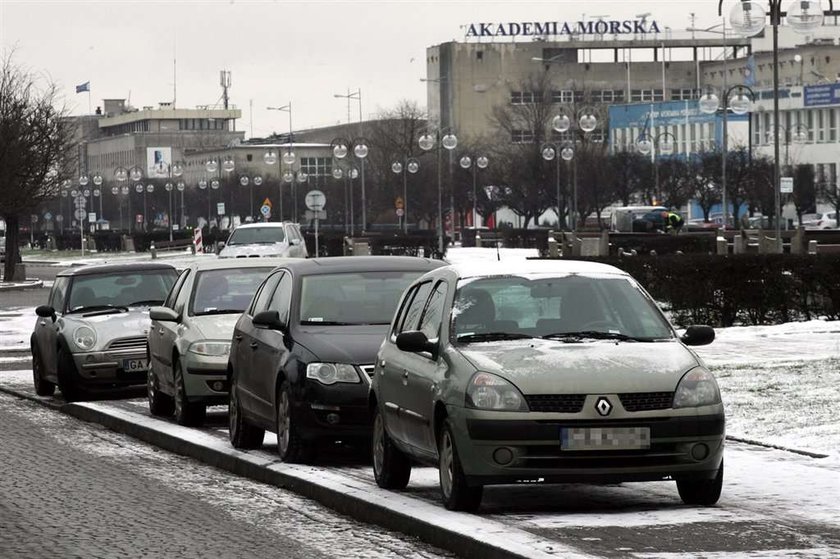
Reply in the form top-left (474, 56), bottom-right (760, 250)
top-left (440, 432), bottom-right (454, 498)
top-left (278, 391), bottom-right (290, 455)
top-left (373, 414), bottom-right (385, 476)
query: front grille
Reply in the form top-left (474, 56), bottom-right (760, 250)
top-left (619, 392), bottom-right (674, 412)
top-left (359, 364), bottom-right (376, 377)
top-left (525, 394), bottom-right (586, 413)
top-left (107, 336), bottom-right (148, 351)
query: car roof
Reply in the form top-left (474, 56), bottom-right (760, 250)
top-left (273, 256), bottom-right (444, 275)
top-left (445, 259), bottom-right (630, 280)
top-left (57, 262), bottom-right (177, 277)
top-left (188, 257), bottom-right (292, 272)
top-left (231, 222), bottom-right (292, 230)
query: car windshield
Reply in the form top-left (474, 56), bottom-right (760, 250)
top-left (66, 270), bottom-right (177, 312)
top-left (191, 267), bottom-right (274, 315)
top-left (451, 273), bottom-right (674, 343)
top-left (227, 227), bottom-right (285, 245)
top-left (300, 271), bottom-right (420, 326)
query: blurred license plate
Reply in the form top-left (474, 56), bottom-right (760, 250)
top-left (561, 427), bottom-right (650, 451)
top-left (122, 358), bottom-right (148, 372)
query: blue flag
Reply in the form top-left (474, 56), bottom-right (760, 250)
top-left (744, 56), bottom-right (756, 87)
top-left (75, 81), bottom-right (90, 93)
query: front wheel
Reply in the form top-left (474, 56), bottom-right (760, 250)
top-left (173, 359), bottom-right (206, 427)
top-left (228, 375), bottom-right (265, 449)
top-left (32, 345), bottom-right (56, 397)
top-left (677, 459), bottom-right (723, 506)
top-left (372, 406), bottom-right (411, 490)
top-left (56, 345), bottom-right (83, 402)
top-left (439, 418), bottom-right (482, 512)
top-left (147, 366), bottom-right (174, 417)
top-left (276, 380), bottom-right (312, 463)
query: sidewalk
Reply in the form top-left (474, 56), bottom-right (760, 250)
top-left (0, 279), bottom-right (43, 292)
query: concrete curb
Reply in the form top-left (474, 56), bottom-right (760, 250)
top-left (0, 384), bottom-right (590, 559)
top-left (0, 279), bottom-right (44, 291)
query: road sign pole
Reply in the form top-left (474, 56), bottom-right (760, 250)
top-left (315, 217), bottom-right (319, 256)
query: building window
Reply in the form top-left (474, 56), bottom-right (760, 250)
top-left (551, 90), bottom-right (575, 103)
top-left (829, 108), bottom-right (837, 142)
top-left (300, 157), bottom-right (332, 178)
top-left (671, 88), bottom-right (698, 101)
top-left (511, 91), bottom-right (538, 105)
top-left (246, 154), bottom-right (253, 162)
top-left (476, 51), bottom-right (483, 61)
top-left (511, 130), bottom-right (535, 143)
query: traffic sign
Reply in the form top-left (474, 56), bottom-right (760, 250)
top-left (88, 212), bottom-right (96, 223)
top-left (781, 176), bottom-right (794, 193)
top-left (396, 208), bottom-right (405, 217)
top-left (217, 202), bottom-right (226, 215)
top-left (262, 197), bottom-right (272, 208)
top-left (31, 214), bottom-right (38, 223)
top-left (44, 212), bottom-right (53, 221)
top-left (305, 210), bottom-right (327, 220)
top-left (305, 190), bottom-right (326, 211)
top-left (55, 215), bottom-right (64, 223)
top-left (260, 204), bottom-right (271, 217)
top-left (73, 197), bottom-right (86, 208)
top-left (74, 209), bottom-right (87, 221)
top-left (136, 214), bottom-right (143, 223)
top-left (395, 197), bottom-right (404, 210)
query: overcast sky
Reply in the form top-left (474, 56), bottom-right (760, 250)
top-left (1, 1), bottom-right (730, 138)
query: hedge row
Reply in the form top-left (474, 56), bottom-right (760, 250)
top-left (589, 253), bottom-right (840, 327)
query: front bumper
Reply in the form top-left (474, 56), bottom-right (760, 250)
top-left (182, 352), bottom-right (229, 404)
top-left (448, 405), bottom-right (725, 486)
top-left (294, 378), bottom-right (372, 440)
top-left (71, 348), bottom-right (148, 387)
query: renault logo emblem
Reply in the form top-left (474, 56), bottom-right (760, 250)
top-left (595, 397), bottom-right (612, 416)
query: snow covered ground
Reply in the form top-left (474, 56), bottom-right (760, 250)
top-left (2, 245), bottom-right (838, 459)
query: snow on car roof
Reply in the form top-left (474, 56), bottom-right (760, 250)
top-left (447, 258), bottom-right (628, 279)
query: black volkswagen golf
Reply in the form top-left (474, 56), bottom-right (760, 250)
top-left (227, 256), bottom-right (443, 462)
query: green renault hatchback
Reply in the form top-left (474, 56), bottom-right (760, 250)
top-left (370, 260), bottom-right (723, 512)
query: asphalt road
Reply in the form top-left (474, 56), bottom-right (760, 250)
top-left (0, 391), bottom-right (452, 559)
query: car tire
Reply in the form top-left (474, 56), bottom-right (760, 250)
top-left (228, 374), bottom-right (265, 449)
top-left (372, 405), bottom-right (411, 490)
top-left (438, 418), bottom-right (482, 512)
top-left (276, 380), bottom-right (312, 463)
top-left (677, 459), bottom-right (723, 506)
top-left (31, 345), bottom-right (56, 397)
top-left (173, 358), bottom-right (206, 427)
top-left (56, 344), bottom-right (83, 402)
top-left (147, 365), bottom-right (174, 417)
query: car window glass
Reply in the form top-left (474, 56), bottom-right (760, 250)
top-left (267, 273), bottom-right (292, 324)
top-left (398, 281), bottom-right (433, 333)
top-left (49, 277), bottom-right (70, 313)
top-left (66, 270), bottom-right (177, 311)
top-left (251, 271), bottom-right (283, 314)
top-left (418, 281), bottom-right (448, 339)
top-left (391, 284), bottom-right (419, 337)
top-left (165, 269), bottom-right (191, 309)
top-left (227, 226), bottom-right (285, 245)
top-left (190, 267), bottom-right (274, 316)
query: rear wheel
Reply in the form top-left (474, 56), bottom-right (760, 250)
top-left (228, 375), bottom-right (264, 449)
top-left (56, 345), bottom-right (83, 402)
top-left (276, 380), bottom-right (312, 463)
top-left (31, 345), bottom-right (56, 397)
top-left (439, 418), bottom-right (482, 512)
top-left (677, 459), bottom-right (724, 506)
top-left (372, 406), bottom-right (411, 490)
top-left (147, 365), bottom-right (174, 417)
top-left (173, 359), bottom-right (206, 427)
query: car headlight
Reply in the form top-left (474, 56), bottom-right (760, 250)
top-left (188, 341), bottom-right (231, 357)
top-left (72, 326), bottom-right (97, 351)
top-left (673, 368), bottom-right (721, 408)
top-left (306, 363), bottom-right (360, 385)
top-left (466, 372), bottom-right (528, 411)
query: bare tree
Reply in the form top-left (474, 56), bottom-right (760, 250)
top-left (1, 51), bottom-right (75, 280)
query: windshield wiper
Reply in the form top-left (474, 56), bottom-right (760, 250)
top-left (128, 299), bottom-right (163, 307)
top-left (542, 331), bottom-right (651, 342)
top-left (457, 332), bottom-right (533, 343)
top-left (195, 309), bottom-right (243, 316)
top-left (68, 304), bottom-right (128, 315)
top-left (300, 320), bottom-right (354, 326)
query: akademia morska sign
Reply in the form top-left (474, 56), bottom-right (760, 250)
top-left (465, 19), bottom-right (662, 38)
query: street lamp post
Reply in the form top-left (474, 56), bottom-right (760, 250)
top-left (331, 136), bottom-right (369, 233)
top-left (699, 84), bottom-right (755, 226)
top-left (391, 158), bottom-right (420, 232)
top-left (549, 108), bottom-right (599, 232)
top-left (267, 103), bottom-right (295, 221)
top-left (541, 142), bottom-right (574, 229)
top-left (282, 169), bottom-right (308, 223)
top-left (458, 154), bottom-right (489, 229)
top-left (768, 123), bottom-right (809, 170)
top-left (724, 0), bottom-right (832, 247)
top-left (128, 165), bottom-right (143, 232)
top-left (636, 130), bottom-right (677, 206)
top-left (419, 128), bottom-right (458, 256)
top-left (334, 90), bottom-right (368, 231)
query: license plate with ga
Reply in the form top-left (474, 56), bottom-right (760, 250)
top-left (561, 426), bottom-right (650, 450)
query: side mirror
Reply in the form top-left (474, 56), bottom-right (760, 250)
top-left (150, 306), bottom-right (179, 322)
top-left (253, 309), bottom-right (284, 330)
top-left (35, 305), bottom-right (56, 320)
top-left (680, 325), bottom-right (715, 346)
top-left (396, 330), bottom-right (437, 355)
top-left (290, 238), bottom-right (301, 246)
top-left (218, 241), bottom-right (226, 249)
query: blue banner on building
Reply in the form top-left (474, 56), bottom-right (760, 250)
top-left (608, 101), bottom-right (747, 130)
top-left (804, 83), bottom-right (840, 107)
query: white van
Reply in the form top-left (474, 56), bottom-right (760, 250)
top-left (610, 206), bottom-right (668, 232)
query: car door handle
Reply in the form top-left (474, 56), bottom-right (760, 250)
top-left (235, 334), bottom-right (243, 341)
top-left (249, 342), bottom-right (258, 349)
top-left (402, 370), bottom-right (409, 386)
top-left (158, 328), bottom-right (165, 335)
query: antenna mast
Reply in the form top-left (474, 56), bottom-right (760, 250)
top-left (220, 70), bottom-right (231, 109)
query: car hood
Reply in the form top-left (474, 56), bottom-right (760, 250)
top-left (295, 324), bottom-right (388, 365)
top-left (218, 243), bottom-right (289, 258)
top-left (189, 313), bottom-right (240, 341)
top-left (456, 338), bottom-right (700, 394)
top-left (60, 308), bottom-right (152, 347)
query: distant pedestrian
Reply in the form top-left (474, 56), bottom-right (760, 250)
top-left (664, 211), bottom-right (684, 234)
